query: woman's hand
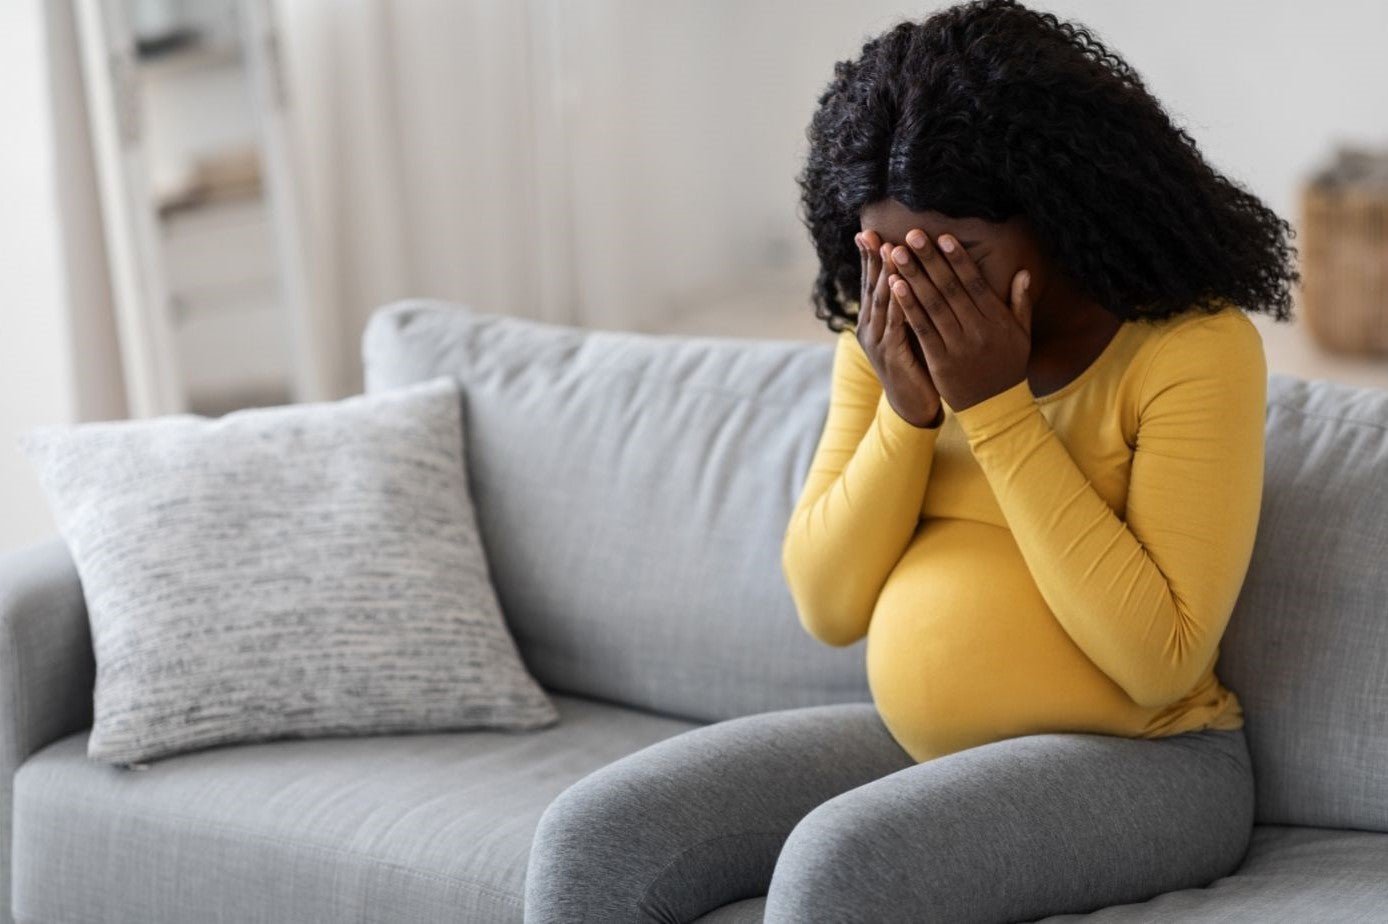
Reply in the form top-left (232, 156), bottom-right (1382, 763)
top-left (855, 230), bottom-right (945, 429)
top-left (885, 229), bottom-right (1034, 414)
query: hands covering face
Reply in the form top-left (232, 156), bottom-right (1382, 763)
top-left (856, 227), bottom-right (1034, 418)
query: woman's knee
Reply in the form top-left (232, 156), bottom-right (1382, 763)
top-left (763, 772), bottom-right (955, 924)
top-left (525, 703), bottom-right (908, 923)
top-left (1161, 727), bottom-right (1256, 872)
top-left (525, 749), bottom-right (719, 924)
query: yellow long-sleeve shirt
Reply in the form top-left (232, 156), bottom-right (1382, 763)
top-left (781, 303), bottom-right (1266, 763)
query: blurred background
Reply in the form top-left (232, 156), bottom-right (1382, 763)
top-left (4, 0), bottom-right (1388, 553)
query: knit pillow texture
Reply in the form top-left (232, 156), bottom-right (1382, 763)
top-left (20, 376), bottom-right (558, 766)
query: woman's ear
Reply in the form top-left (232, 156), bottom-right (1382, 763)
top-left (1010, 270), bottom-right (1034, 337)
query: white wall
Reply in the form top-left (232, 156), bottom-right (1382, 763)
top-left (0, 0), bottom-right (126, 554)
top-left (280, 0), bottom-right (1388, 376)
top-left (559, 0), bottom-right (1388, 329)
top-left (1037, 0), bottom-right (1388, 222)
top-left (47, 0), bottom-right (127, 426)
top-left (0, 0), bottom-right (76, 552)
top-left (5, 0), bottom-right (1388, 552)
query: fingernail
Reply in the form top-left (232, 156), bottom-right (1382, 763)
top-left (892, 247), bottom-right (910, 265)
top-left (892, 280), bottom-right (910, 296)
top-left (1022, 271), bottom-right (1032, 291)
top-left (906, 230), bottom-right (927, 249)
top-left (938, 235), bottom-right (955, 253)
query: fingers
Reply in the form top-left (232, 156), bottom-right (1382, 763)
top-left (888, 272), bottom-right (941, 365)
top-left (905, 230), bottom-right (981, 326)
top-left (865, 234), bottom-right (884, 336)
top-left (868, 241), bottom-right (892, 345)
top-left (933, 232), bottom-right (1011, 324)
top-left (855, 234), bottom-right (870, 327)
top-left (884, 275), bottom-right (931, 378)
top-left (890, 238), bottom-right (963, 346)
top-left (854, 231), bottom-right (884, 334)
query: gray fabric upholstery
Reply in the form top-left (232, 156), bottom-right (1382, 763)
top-left (11, 693), bottom-right (699, 924)
top-left (1036, 825), bottom-right (1388, 922)
top-left (362, 300), bottom-right (872, 723)
top-left (363, 301), bottom-right (1388, 835)
top-left (7, 300), bottom-right (1388, 921)
top-left (697, 827), bottom-right (1388, 924)
top-left (18, 696), bottom-right (1386, 924)
top-left (0, 536), bottom-right (95, 924)
top-left (1217, 374), bottom-right (1388, 833)
top-left (21, 377), bottom-right (558, 765)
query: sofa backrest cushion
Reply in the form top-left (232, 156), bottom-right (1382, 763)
top-left (364, 301), bottom-right (1388, 833)
top-left (363, 300), bottom-right (872, 723)
top-left (1218, 372), bottom-right (1388, 833)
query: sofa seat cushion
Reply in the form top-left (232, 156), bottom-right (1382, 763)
top-left (12, 694), bottom-right (698, 924)
top-left (691, 825), bottom-right (1388, 923)
top-left (1036, 824), bottom-right (1388, 922)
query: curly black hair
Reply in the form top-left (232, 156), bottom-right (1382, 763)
top-left (797, 0), bottom-right (1300, 333)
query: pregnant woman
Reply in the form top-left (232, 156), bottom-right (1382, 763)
top-left (526, 1), bottom-right (1299, 921)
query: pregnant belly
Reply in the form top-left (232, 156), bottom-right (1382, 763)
top-left (866, 517), bottom-right (1147, 763)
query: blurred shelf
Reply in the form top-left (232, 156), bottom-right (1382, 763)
top-left (136, 37), bottom-right (242, 78)
top-left (155, 145), bottom-right (263, 216)
top-left (161, 195), bottom-right (276, 304)
top-left (176, 296), bottom-right (291, 404)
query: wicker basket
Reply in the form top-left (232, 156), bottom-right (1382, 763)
top-left (1299, 146), bottom-right (1388, 356)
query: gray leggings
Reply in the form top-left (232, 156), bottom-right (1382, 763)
top-left (522, 702), bottom-right (1255, 924)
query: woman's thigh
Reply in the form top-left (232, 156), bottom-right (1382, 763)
top-left (764, 726), bottom-right (1255, 924)
top-left (522, 701), bottom-right (916, 924)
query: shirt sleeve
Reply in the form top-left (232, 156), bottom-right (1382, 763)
top-left (781, 327), bottom-right (943, 648)
top-left (950, 312), bottom-right (1267, 708)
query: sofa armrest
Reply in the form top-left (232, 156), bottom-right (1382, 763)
top-left (0, 536), bottom-right (95, 761)
top-left (0, 536), bottom-right (95, 923)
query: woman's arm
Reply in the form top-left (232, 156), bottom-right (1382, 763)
top-left (781, 327), bottom-right (942, 647)
top-left (951, 311), bottom-right (1267, 708)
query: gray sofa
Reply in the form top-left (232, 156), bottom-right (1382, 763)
top-left (3, 298), bottom-right (1386, 923)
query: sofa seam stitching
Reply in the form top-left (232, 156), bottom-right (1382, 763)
top-left (1267, 399), bottom-right (1388, 433)
top-left (19, 793), bottom-right (524, 909)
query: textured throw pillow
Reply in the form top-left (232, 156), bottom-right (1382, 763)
top-left (20, 376), bottom-right (558, 766)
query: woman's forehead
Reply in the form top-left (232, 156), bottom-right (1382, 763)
top-left (858, 198), bottom-right (996, 247)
